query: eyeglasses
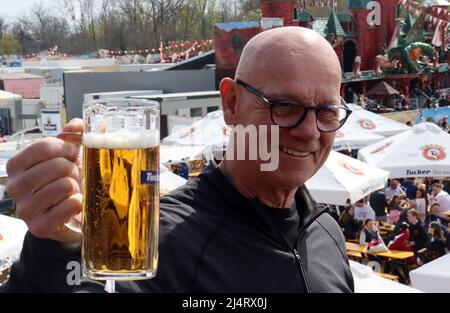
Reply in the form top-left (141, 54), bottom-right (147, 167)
top-left (236, 79), bottom-right (352, 132)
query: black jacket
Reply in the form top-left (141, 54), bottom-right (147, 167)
top-left (2, 165), bottom-right (354, 293)
top-left (409, 222), bottom-right (428, 251)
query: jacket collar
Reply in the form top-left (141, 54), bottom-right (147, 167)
top-left (198, 163), bottom-right (327, 226)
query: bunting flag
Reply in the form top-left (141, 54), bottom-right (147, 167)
top-left (105, 40), bottom-right (214, 57)
top-left (432, 20), bottom-right (443, 47)
top-left (388, 22), bottom-right (402, 50)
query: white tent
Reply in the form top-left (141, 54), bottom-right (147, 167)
top-left (160, 165), bottom-right (188, 195)
top-left (0, 90), bottom-right (21, 106)
top-left (333, 126), bottom-right (385, 151)
top-left (358, 122), bottom-right (450, 178)
top-left (305, 151), bottom-right (389, 206)
top-left (0, 215), bottom-right (28, 272)
top-left (162, 110), bottom-right (230, 147)
top-left (410, 254), bottom-right (450, 293)
top-left (160, 145), bottom-right (206, 164)
top-left (350, 261), bottom-right (422, 293)
top-left (346, 104), bottom-right (410, 137)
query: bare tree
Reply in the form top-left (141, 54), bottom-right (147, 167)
top-left (12, 2), bottom-right (69, 53)
top-left (9, 0), bottom-right (257, 55)
top-left (0, 16), bottom-right (9, 37)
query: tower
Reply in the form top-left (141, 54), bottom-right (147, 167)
top-left (348, 0), bottom-right (397, 70)
top-left (377, 0), bottom-right (398, 53)
top-left (261, 0), bottom-right (298, 26)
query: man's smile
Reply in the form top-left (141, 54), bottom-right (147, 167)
top-left (280, 147), bottom-right (312, 158)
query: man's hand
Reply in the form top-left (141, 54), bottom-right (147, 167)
top-left (6, 119), bottom-right (83, 243)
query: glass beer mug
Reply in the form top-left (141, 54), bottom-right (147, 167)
top-left (82, 98), bottom-right (160, 281)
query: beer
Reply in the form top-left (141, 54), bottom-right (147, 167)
top-left (82, 130), bottom-right (159, 280)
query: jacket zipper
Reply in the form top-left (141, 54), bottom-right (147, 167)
top-left (293, 206), bottom-right (330, 293)
top-left (258, 199), bottom-right (329, 293)
top-left (293, 248), bottom-right (310, 293)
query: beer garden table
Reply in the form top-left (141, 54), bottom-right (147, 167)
top-left (346, 242), bottom-right (415, 280)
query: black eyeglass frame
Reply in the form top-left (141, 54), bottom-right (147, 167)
top-left (236, 79), bottom-right (352, 132)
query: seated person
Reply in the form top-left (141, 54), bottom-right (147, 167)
top-left (338, 206), bottom-right (363, 240)
top-left (354, 199), bottom-right (376, 222)
top-left (387, 208), bottom-right (401, 225)
top-left (388, 222), bottom-right (412, 251)
top-left (388, 222), bottom-right (415, 265)
top-left (407, 210), bottom-right (429, 252)
top-left (359, 219), bottom-right (386, 262)
top-left (422, 222), bottom-right (447, 263)
top-left (385, 179), bottom-right (407, 200)
top-left (359, 219), bottom-right (384, 246)
top-left (413, 188), bottom-right (429, 222)
top-left (388, 195), bottom-right (406, 212)
top-left (426, 203), bottom-right (449, 227)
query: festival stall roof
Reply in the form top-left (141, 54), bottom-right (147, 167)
top-left (367, 81), bottom-right (400, 96)
top-left (423, 0), bottom-right (450, 6)
top-left (21, 58), bottom-right (117, 68)
top-left (337, 12), bottom-right (353, 23)
top-left (358, 122), bottom-right (450, 178)
top-left (0, 73), bottom-right (46, 99)
top-left (297, 11), bottom-right (313, 22)
top-left (0, 90), bottom-right (22, 104)
top-left (348, 0), bottom-right (373, 9)
top-left (324, 11), bottom-right (346, 37)
top-left (342, 70), bottom-right (384, 83)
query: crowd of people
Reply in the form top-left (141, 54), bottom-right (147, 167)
top-left (338, 178), bottom-right (450, 269)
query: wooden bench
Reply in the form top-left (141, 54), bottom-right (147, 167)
top-left (375, 272), bottom-right (400, 281)
top-left (347, 250), bottom-right (363, 260)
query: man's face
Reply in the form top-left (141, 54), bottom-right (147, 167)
top-left (390, 181), bottom-right (398, 189)
top-left (432, 186), bottom-right (439, 195)
top-left (234, 54), bottom-right (339, 189)
top-left (431, 204), bottom-right (440, 213)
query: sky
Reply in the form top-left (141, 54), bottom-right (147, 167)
top-left (1, 0), bottom-right (55, 18)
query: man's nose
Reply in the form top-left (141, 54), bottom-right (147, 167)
top-left (288, 110), bottom-right (321, 140)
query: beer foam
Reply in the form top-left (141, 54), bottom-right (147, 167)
top-left (83, 129), bottom-right (160, 149)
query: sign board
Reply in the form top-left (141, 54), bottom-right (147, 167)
top-left (177, 108), bottom-right (190, 118)
top-left (41, 109), bottom-right (63, 137)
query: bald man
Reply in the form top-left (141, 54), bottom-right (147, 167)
top-left (2, 27), bottom-right (354, 293)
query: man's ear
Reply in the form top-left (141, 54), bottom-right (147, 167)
top-left (220, 77), bottom-right (238, 126)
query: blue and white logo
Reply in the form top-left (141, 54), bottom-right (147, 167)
top-left (141, 171), bottom-right (159, 185)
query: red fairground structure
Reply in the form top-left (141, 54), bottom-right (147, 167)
top-left (215, 0), bottom-right (450, 111)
